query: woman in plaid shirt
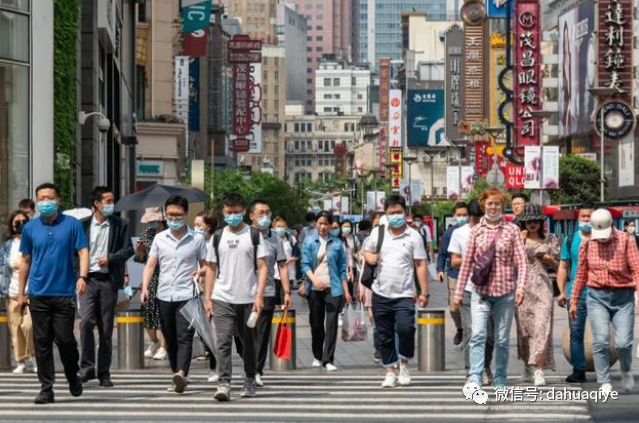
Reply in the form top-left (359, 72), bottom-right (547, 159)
top-left (451, 188), bottom-right (529, 388)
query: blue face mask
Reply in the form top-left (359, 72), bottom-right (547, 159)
top-left (387, 213), bottom-right (406, 228)
top-left (456, 217), bottom-right (469, 225)
top-left (329, 229), bottom-right (340, 237)
top-left (257, 215), bottom-right (272, 230)
top-left (342, 227), bottom-right (352, 235)
top-left (579, 222), bottom-right (592, 233)
top-left (273, 227), bottom-right (287, 237)
top-left (123, 285), bottom-right (133, 299)
top-left (194, 228), bottom-right (206, 237)
top-left (166, 219), bottom-right (185, 231)
top-left (225, 213), bottom-right (244, 227)
top-left (102, 204), bottom-right (115, 217)
top-left (37, 200), bottom-right (58, 217)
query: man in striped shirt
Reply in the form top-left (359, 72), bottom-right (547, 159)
top-left (570, 208), bottom-right (639, 393)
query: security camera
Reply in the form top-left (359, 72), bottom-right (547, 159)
top-left (98, 117), bottom-right (111, 133)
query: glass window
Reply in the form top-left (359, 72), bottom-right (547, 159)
top-left (0, 9), bottom-right (29, 62)
top-left (316, 47), bottom-right (323, 52)
top-left (333, 78), bottom-right (340, 86)
top-left (306, 123), bottom-right (312, 132)
top-left (323, 78), bottom-right (331, 87)
top-left (316, 36), bottom-right (323, 41)
top-left (294, 123), bottom-right (300, 132)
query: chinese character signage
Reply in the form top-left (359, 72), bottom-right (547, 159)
top-left (174, 56), bottom-right (189, 124)
top-left (445, 25), bottom-right (464, 142)
top-left (378, 126), bottom-right (388, 174)
top-left (379, 58), bottom-right (391, 123)
top-left (389, 150), bottom-right (403, 189)
top-left (474, 140), bottom-right (491, 177)
top-left (462, 3), bottom-right (486, 125)
top-left (597, 0), bottom-right (633, 99)
top-left (514, 0), bottom-right (542, 148)
top-left (388, 89), bottom-right (403, 149)
top-left (407, 89), bottom-right (447, 148)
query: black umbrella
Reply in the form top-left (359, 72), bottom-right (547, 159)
top-left (115, 184), bottom-right (210, 212)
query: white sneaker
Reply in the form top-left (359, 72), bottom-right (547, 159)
top-left (312, 359), bottom-right (321, 368)
top-left (534, 369), bottom-right (546, 386)
top-left (12, 362), bottom-right (26, 374)
top-left (208, 371), bottom-right (219, 383)
top-left (381, 372), bottom-right (397, 388)
top-left (29, 357), bottom-right (37, 373)
top-left (153, 347), bottom-right (168, 361)
top-left (621, 371), bottom-right (635, 392)
top-left (144, 342), bottom-right (159, 358)
top-left (600, 383), bottom-right (613, 393)
top-left (398, 362), bottom-right (411, 386)
top-left (255, 374), bottom-right (264, 387)
top-left (325, 363), bottom-right (338, 372)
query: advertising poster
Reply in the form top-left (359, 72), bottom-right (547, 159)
top-left (542, 146), bottom-right (560, 189)
top-left (524, 145), bottom-right (542, 189)
top-left (174, 56), bottom-right (189, 123)
top-left (461, 166), bottom-right (474, 196)
top-left (407, 89), bottom-right (448, 147)
top-left (618, 134), bottom-right (635, 187)
top-left (447, 167), bottom-right (461, 200)
top-left (188, 58), bottom-right (200, 132)
top-left (388, 89), bottom-right (403, 148)
top-left (400, 180), bottom-right (422, 206)
top-left (558, 0), bottom-right (596, 137)
top-left (366, 192), bottom-right (386, 214)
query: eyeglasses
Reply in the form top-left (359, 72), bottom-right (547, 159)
top-left (166, 213), bottom-right (185, 219)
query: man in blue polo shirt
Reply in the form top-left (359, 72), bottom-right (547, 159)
top-left (17, 183), bottom-right (89, 404)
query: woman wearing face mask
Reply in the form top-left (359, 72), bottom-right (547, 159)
top-left (273, 216), bottom-right (300, 304)
top-left (0, 211), bottom-right (36, 374)
top-left (623, 220), bottom-right (639, 249)
top-left (451, 188), bottom-right (529, 388)
top-left (300, 211), bottom-right (350, 371)
top-left (339, 220), bottom-right (360, 297)
top-left (134, 207), bottom-right (169, 361)
top-left (516, 204), bottom-right (559, 386)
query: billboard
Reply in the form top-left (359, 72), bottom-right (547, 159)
top-left (444, 25), bottom-right (464, 142)
top-left (379, 58), bottom-right (391, 123)
top-left (188, 58), bottom-right (199, 132)
top-left (407, 89), bottom-right (447, 148)
top-left (174, 56), bottom-right (189, 124)
top-left (524, 145), bottom-right (542, 189)
top-left (558, 0), bottom-right (596, 137)
top-left (388, 89), bottom-right (402, 149)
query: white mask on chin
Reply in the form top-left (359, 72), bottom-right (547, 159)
top-left (486, 213), bottom-right (503, 222)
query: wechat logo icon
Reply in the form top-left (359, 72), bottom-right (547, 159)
top-left (463, 382), bottom-right (488, 405)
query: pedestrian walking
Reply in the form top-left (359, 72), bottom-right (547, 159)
top-left (412, 213), bottom-right (434, 261)
top-left (79, 187), bottom-right (133, 387)
top-left (300, 210), bottom-right (350, 372)
top-left (516, 203), bottom-right (559, 386)
top-left (340, 220), bottom-right (360, 298)
top-left (448, 200), bottom-right (494, 384)
top-left (17, 182), bottom-right (89, 404)
top-left (204, 193), bottom-right (268, 401)
top-left (362, 195), bottom-right (429, 388)
top-left (273, 216), bottom-right (300, 299)
top-left (134, 208), bottom-right (168, 361)
top-left (452, 187), bottom-right (529, 388)
top-left (623, 220), bottom-right (639, 249)
top-left (510, 193), bottom-right (528, 226)
top-left (556, 202), bottom-right (594, 383)
top-left (140, 195), bottom-right (208, 394)
top-left (247, 200), bottom-right (291, 387)
top-left (436, 201), bottom-right (469, 346)
top-left (0, 210), bottom-right (36, 374)
top-left (18, 199), bottom-right (35, 219)
top-left (298, 212), bottom-right (317, 245)
top-left (570, 208), bottom-right (639, 393)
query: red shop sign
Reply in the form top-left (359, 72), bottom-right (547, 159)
top-left (505, 163), bottom-right (525, 189)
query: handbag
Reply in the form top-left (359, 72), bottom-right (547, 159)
top-left (471, 227), bottom-right (503, 287)
top-left (273, 307), bottom-right (292, 360)
top-left (360, 225), bottom-right (385, 289)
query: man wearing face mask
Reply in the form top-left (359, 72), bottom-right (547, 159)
top-left (570, 208), bottom-right (639, 393)
top-left (18, 183), bottom-right (89, 404)
top-left (556, 202), bottom-right (593, 384)
top-left (624, 220), bottom-right (639, 249)
top-left (78, 187), bottom-right (133, 387)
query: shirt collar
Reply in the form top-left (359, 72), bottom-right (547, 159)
top-left (92, 215), bottom-right (110, 227)
top-left (40, 213), bottom-right (64, 226)
top-left (165, 228), bottom-right (194, 244)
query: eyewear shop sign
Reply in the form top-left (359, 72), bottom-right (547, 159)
top-left (407, 90), bottom-right (447, 148)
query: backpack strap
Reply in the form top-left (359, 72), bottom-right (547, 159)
top-left (565, 232), bottom-right (574, 278)
top-left (376, 225), bottom-right (385, 253)
top-left (250, 226), bottom-right (261, 272)
top-left (213, 228), bottom-right (224, 274)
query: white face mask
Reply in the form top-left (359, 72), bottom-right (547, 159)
top-left (486, 213), bottom-right (503, 222)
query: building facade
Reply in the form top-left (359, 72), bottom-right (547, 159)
top-left (315, 59), bottom-right (371, 116)
top-left (277, 2), bottom-right (307, 104)
top-left (217, 0), bottom-right (278, 43)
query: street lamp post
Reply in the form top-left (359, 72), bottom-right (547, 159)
top-left (357, 173), bottom-right (367, 217)
top-left (451, 138), bottom-right (469, 198)
top-left (423, 147), bottom-right (442, 200)
top-left (528, 110), bottom-right (556, 204)
top-left (403, 156), bottom-right (417, 215)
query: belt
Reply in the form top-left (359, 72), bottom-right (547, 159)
top-left (88, 272), bottom-right (110, 280)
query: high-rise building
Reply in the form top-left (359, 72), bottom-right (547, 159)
top-left (217, 0), bottom-right (279, 43)
top-left (315, 59), bottom-right (371, 116)
top-left (277, 2), bottom-right (308, 104)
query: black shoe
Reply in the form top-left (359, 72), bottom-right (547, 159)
top-left (80, 370), bottom-right (96, 384)
top-left (69, 375), bottom-right (83, 397)
top-left (373, 350), bottom-right (381, 363)
top-left (453, 328), bottom-right (463, 346)
top-left (566, 370), bottom-right (587, 384)
top-left (99, 378), bottom-right (114, 388)
top-left (34, 390), bottom-right (55, 404)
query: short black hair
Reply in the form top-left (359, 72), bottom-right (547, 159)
top-left (315, 210), bottom-right (334, 224)
top-left (512, 193), bottom-right (528, 202)
top-left (468, 200), bottom-right (483, 218)
top-left (454, 201), bottom-right (469, 213)
top-left (371, 211), bottom-right (384, 221)
top-left (35, 182), bottom-right (60, 197)
top-left (91, 186), bottom-right (112, 208)
top-left (624, 220), bottom-right (634, 228)
top-left (18, 198), bottom-right (35, 211)
top-left (413, 213), bottom-right (423, 220)
top-left (165, 195), bottom-right (189, 213)
top-left (384, 194), bottom-right (406, 212)
top-left (579, 201), bottom-right (595, 211)
top-left (222, 193), bottom-right (246, 208)
top-left (305, 212), bottom-right (317, 223)
top-left (249, 199), bottom-right (269, 213)
top-left (358, 219), bottom-right (372, 232)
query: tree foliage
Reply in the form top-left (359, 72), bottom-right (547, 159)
top-left (550, 155), bottom-right (601, 204)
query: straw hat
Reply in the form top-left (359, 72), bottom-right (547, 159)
top-left (140, 207), bottom-right (164, 223)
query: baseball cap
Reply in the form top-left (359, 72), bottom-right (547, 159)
top-left (590, 208), bottom-right (613, 240)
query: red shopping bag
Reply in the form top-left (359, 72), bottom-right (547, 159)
top-left (273, 308), bottom-right (292, 360)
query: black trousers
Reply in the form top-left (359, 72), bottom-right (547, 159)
top-left (256, 296), bottom-right (277, 375)
top-left (79, 274), bottom-right (118, 380)
top-left (308, 290), bottom-right (343, 365)
top-left (29, 296), bottom-right (80, 392)
top-left (157, 299), bottom-right (195, 376)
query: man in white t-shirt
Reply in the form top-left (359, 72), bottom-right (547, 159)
top-left (448, 200), bottom-right (494, 383)
top-left (412, 213), bottom-right (434, 261)
top-left (205, 194), bottom-right (268, 401)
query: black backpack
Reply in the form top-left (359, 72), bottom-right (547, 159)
top-left (213, 226), bottom-right (261, 274)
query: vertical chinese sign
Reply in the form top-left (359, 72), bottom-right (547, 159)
top-left (445, 24), bottom-right (464, 142)
top-left (379, 58), bottom-right (391, 177)
top-left (388, 89), bottom-right (403, 189)
top-left (228, 35), bottom-right (262, 153)
top-left (514, 0), bottom-right (542, 150)
top-left (174, 56), bottom-right (189, 124)
top-left (598, 0), bottom-right (633, 100)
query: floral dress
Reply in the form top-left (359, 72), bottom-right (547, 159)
top-left (516, 234), bottom-right (559, 370)
top-left (135, 227), bottom-right (161, 330)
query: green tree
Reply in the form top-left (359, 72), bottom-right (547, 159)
top-left (550, 155), bottom-right (601, 204)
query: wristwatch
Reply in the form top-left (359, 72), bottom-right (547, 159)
top-left (79, 275), bottom-right (89, 282)
top-left (284, 291), bottom-right (291, 295)
top-left (420, 293), bottom-right (430, 299)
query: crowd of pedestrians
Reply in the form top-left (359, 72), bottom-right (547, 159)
top-left (1, 181), bottom-right (638, 404)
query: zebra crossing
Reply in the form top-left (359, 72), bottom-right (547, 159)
top-left (0, 372), bottom-right (592, 422)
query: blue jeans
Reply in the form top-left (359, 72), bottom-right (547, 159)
top-left (587, 288), bottom-right (635, 383)
top-left (568, 296), bottom-right (588, 372)
top-left (469, 291), bottom-right (515, 385)
top-left (372, 294), bottom-right (415, 368)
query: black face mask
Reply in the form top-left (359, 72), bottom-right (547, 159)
top-left (14, 221), bottom-right (25, 235)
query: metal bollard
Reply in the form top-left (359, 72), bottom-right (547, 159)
top-left (417, 308), bottom-right (445, 372)
top-left (0, 306), bottom-right (10, 370)
top-left (117, 309), bottom-right (145, 370)
top-left (269, 308), bottom-right (296, 371)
